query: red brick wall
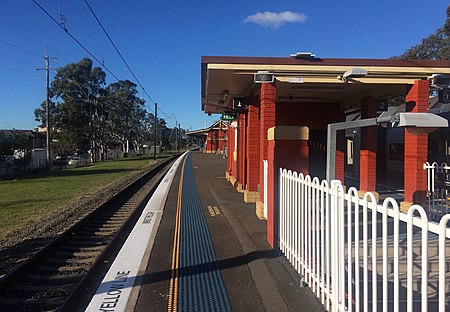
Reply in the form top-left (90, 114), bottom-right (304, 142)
top-left (404, 80), bottom-right (429, 204)
top-left (227, 127), bottom-right (233, 174)
top-left (266, 139), bottom-right (309, 248)
top-left (360, 97), bottom-right (377, 191)
top-left (246, 101), bottom-right (260, 192)
top-left (276, 102), bottom-right (343, 129)
top-left (238, 113), bottom-right (247, 187)
top-left (259, 83), bottom-right (276, 202)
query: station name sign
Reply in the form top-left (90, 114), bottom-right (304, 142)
top-left (221, 112), bottom-right (237, 121)
top-left (254, 71), bottom-right (274, 83)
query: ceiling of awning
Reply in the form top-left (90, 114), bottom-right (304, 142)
top-left (201, 56), bottom-right (450, 115)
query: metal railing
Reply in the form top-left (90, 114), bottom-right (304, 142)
top-left (279, 168), bottom-right (450, 312)
top-left (424, 162), bottom-right (450, 219)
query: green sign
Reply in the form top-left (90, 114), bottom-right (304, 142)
top-left (221, 112), bottom-right (237, 121)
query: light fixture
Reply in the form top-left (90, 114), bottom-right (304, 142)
top-left (340, 67), bottom-right (368, 82)
top-left (220, 90), bottom-right (229, 102)
top-left (391, 112), bottom-right (448, 135)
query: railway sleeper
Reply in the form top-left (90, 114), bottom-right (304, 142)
top-left (0, 296), bottom-right (64, 310)
top-left (10, 282), bottom-right (78, 292)
top-left (52, 250), bottom-right (101, 259)
top-left (42, 256), bottom-right (95, 266)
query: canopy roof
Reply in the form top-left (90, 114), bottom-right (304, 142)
top-left (201, 55), bottom-right (450, 114)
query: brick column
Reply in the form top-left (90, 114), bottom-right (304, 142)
top-left (236, 113), bottom-right (246, 192)
top-left (359, 96), bottom-right (378, 200)
top-left (401, 80), bottom-right (429, 211)
top-left (266, 126), bottom-right (309, 248)
top-left (245, 100), bottom-right (260, 203)
top-left (257, 83), bottom-right (276, 218)
top-left (226, 122), bottom-right (233, 179)
top-left (227, 121), bottom-right (239, 188)
top-left (335, 131), bottom-right (345, 182)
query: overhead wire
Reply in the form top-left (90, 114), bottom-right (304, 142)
top-left (83, 0), bottom-right (178, 124)
top-left (0, 38), bottom-right (42, 59)
top-left (0, 18), bottom-right (73, 66)
top-left (32, 0), bottom-right (121, 81)
top-left (83, 0), bottom-right (156, 105)
top-left (0, 52), bottom-right (39, 68)
top-left (0, 64), bottom-right (44, 80)
top-left (33, 0), bottom-right (177, 125)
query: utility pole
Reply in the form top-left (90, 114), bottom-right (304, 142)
top-left (175, 120), bottom-right (178, 153)
top-left (153, 102), bottom-right (157, 161)
top-left (178, 123), bottom-right (181, 152)
top-left (37, 49), bottom-right (57, 170)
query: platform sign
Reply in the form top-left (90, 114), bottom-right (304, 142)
top-left (221, 112), bottom-right (237, 121)
top-left (377, 99), bottom-right (388, 111)
top-left (233, 97), bottom-right (248, 111)
top-left (254, 71), bottom-right (274, 83)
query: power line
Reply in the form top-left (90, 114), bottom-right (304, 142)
top-left (0, 38), bottom-right (42, 58)
top-left (83, 0), bottom-right (156, 104)
top-left (0, 18), bottom-right (70, 66)
top-left (0, 52), bottom-right (38, 68)
top-left (33, 0), bottom-right (121, 81)
top-left (84, 1), bottom-right (178, 123)
top-left (0, 64), bottom-right (44, 80)
top-left (34, 1), bottom-right (177, 123)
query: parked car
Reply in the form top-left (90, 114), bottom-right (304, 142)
top-left (68, 156), bottom-right (83, 167)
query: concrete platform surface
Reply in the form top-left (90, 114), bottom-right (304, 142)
top-left (133, 151), bottom-right (325, 312)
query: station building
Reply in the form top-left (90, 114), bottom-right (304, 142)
top-left (186, 120), bottom-right (228, 154)
top-left (201, 54), bottom-right (450, 247)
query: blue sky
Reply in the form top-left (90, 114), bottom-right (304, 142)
top-left (0, 1), bottom-right (448, 131)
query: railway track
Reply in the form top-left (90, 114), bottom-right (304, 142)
top-left (0, 156), bottom-right (177, 311)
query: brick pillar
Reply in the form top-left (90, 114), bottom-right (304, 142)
top-left (227, 121), bottom-right (239, 188)
top-left (359, 96), bottom-right (378, 199)
top-left (335, 131), bottom-right (345, 182)
top-left (237, 113), bottom-right (246, 192)
top-left (257, 83), bottom-right (276, 218)
top-left (245, 100), bottom-right (260, 203)
top-left (226, 123), bottom-right (233, 178)
top-left (401, 80), bottom-right (429, 211)
top-left (266, 126), bottom-right (309, 248)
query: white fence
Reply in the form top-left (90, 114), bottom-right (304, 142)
top-left (279, 168), bottom-right (450, 312)
top-left (424, 162), bottom-right (450, 219)
top-left (263, 159), bottom-right (268, 219)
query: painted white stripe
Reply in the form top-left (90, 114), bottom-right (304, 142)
top-left (86, 152), bottom-right (188, 312)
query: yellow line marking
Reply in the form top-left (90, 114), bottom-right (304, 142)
top-left (168, 155), bottom-right (187, 312)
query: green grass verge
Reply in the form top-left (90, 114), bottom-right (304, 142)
top-left (0, 155), bottom-right (169, 239)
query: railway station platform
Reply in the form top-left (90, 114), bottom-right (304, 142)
top-left (87, 151), bottom-right (324, 311)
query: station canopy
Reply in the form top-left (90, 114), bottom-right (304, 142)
top-left (201, 55), bottom-right (450, 114)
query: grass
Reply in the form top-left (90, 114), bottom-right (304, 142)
top-left (0, 155), bottom-right (168, 239)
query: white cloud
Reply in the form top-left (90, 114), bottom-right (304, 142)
top-left (244, 11), bottom-right (307, 29)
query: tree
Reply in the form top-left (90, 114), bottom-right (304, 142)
top-left (105, 80), bottom-right (146, 155)
top-left (47, 58), bottom-right (107, 159)
top-left (394, 5), bottom-right (449, 60)
top-left (0, 130), bottom-right (33, 175)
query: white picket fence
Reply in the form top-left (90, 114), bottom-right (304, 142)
top-left (279, 168), bottom-right (450, 312)
top-left (263, 159), bottom-right (268, 219)
top-left (424, 162), bottom-right (450, 219)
